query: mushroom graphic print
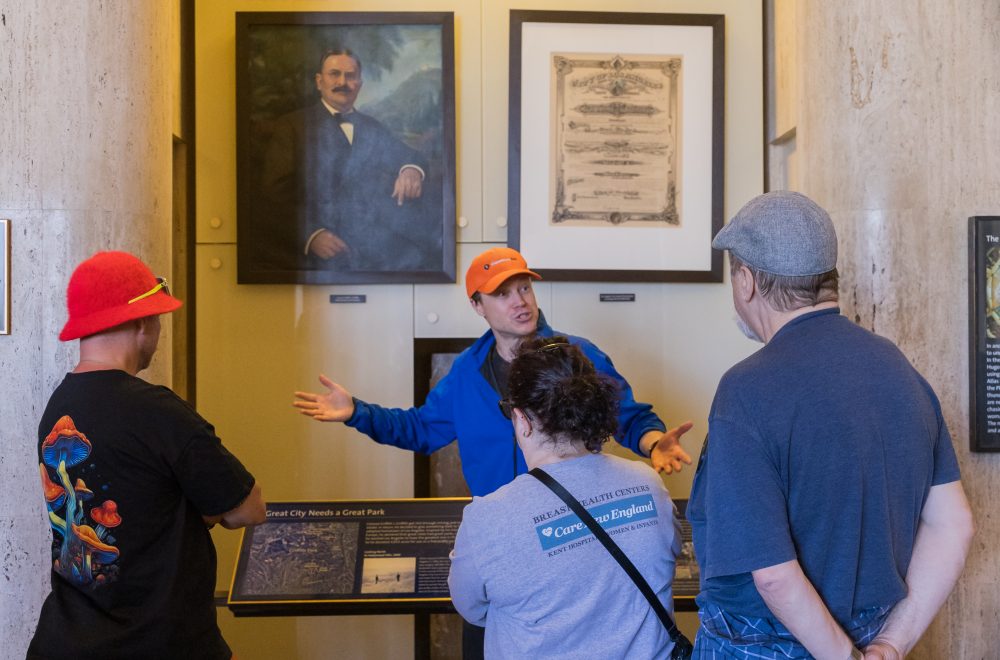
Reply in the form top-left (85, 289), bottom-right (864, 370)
top-left (39, 415), bottom-right (121, 587)
top-left (90, 500), bottom-right (121, 542)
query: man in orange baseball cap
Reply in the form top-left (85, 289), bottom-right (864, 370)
top-left (296, 246), bottom-right (692, 491)
top-left (29, 251), bottom-right (265, 659)
top-left (295, 245), bottom-right (691, 658)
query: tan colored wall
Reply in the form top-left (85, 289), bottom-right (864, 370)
top-left (0, 0), bottom-right (175, 655)
top-left (196, 0), bottom-right (762, 657)
top-left (772, 2), bottom-right (1000, 656)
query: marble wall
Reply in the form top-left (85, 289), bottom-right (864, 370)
top-left (780, 1), bottom-right (1000, 656)
top-left (0, 1), bottom-right (173, 656)
top-left (9, 0), bottom-right (994, 656)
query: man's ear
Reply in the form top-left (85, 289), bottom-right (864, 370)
top-left (135, 315), bottom-right (157, 335)
top-left (470, 297), bottom-right (486, 318)
top-left (735, 265), bottom-right (756, 303)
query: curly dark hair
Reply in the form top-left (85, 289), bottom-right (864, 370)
top-left (507, 336), bottom-right (619, 452)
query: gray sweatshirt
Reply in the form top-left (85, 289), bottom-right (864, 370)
top-left (449, 453), bottom-right (680, 659)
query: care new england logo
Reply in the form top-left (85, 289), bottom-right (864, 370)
top-left (535, 494), bottom-right (657, 551)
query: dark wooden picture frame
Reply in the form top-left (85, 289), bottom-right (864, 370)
top-left (412, 337), bottom-right (474, 659)
top-left (968, 216), bottom-right (1000, 452)
top-left (236, 12), bottom-right (456, 285)
top-left (508, 10), bottom-right (724, 282)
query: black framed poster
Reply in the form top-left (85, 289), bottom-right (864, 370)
top-left (968, 216), bottom-right (1000, 451)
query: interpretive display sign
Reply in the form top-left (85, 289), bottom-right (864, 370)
top-left (968, 216), bottom-right (1000, 451)
top-left (228, 499), bottom-right (469, 616)
top-left (228, 497), bottom-right (699, 616)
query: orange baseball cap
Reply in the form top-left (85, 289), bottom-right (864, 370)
top-left (465, 247), bottom-right (541, 298)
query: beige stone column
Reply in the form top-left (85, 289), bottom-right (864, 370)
top-left (0, 1), bottom-right (173, 653)
top-left (785, 1), bottom-right (1000, 656)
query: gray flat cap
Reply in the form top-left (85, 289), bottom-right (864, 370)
top-left (712, 191), bottom-right (838, 276)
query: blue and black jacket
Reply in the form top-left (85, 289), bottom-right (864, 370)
top-left (346, 316), bottom-right (666, 496)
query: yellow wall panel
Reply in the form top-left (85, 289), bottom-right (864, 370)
top-left (196, 0), bottom-right (762, 655)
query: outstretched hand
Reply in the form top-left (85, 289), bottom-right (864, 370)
top-left (293, 374), bottom-right (355, 422)
top-left (649, 421), bottom-right (694, 474)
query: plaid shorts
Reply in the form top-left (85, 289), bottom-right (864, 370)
top-left (692, 601), bottom-right (890, 659)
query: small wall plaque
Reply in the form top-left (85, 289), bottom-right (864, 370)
top-left (330, 294), bottom-right (367, 304)
top-left (599, 293), bottom-right (636, 303)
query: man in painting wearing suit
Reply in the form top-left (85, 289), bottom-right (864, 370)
top-left (259, 48), bottom-right (438, 272)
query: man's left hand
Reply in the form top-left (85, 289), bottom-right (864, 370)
top-left (863, 642), bottom-right (902, 660)
top-left (645, 422), bottom-right (694, 474)
top-left (392, 167), bottom-right (423, 205)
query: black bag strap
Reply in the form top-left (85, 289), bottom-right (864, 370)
top-left (529, 467), bottom-right (684, 642)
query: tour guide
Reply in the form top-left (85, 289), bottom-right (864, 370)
top-left (294, 246), bottom-right (693, 498)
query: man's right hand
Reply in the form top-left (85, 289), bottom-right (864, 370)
top-left (309, 230), bottom-right (349, 259)
top-left (293, 374), bottom-right (356, 422)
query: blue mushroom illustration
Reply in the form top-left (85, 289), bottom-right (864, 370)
top-left (39, 415), bottom-right (120, 586)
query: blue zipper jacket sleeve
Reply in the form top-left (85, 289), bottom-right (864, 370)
top-left (343, 321), bottom-right (666, 495)
top-left (346, 367), bottom-right (459, 455)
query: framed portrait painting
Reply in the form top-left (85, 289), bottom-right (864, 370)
top-left (236, 12), bottom-right (456, 284)
top-left (508, 11), bottom-right (724, 282)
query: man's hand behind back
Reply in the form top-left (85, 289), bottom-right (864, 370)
top-left (863, 640), bottom-right (902, 660)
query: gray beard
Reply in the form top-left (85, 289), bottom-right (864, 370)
top-left (734, 314), bottom-right (764, 343)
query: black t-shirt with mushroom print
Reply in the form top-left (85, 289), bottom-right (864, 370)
top-left (29, 370), bottom-right (255, 660)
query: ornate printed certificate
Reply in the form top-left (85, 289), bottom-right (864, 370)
top-left (550, 53), bottom-right (681, 227)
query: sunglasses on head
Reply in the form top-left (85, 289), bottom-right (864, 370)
top-left (533, 341), bottom-right (570, 353)
top-left (128, 277), bottom-right (169, 304)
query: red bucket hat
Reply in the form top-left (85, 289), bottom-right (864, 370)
top-left (465, 247), bottom-right (541, 298)
top-left (59, 251), bottom-right (183, 341)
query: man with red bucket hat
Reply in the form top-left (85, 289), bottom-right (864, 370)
top-left (28, 251), bottom-right (265, 660)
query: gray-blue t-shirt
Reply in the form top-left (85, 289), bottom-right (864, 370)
top-left (688, 307), bottom-right (960, 624)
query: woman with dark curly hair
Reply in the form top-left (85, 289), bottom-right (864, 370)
top-left (448, 336), bottom-right (682, 659)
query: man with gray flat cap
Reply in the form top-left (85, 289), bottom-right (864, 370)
top-left (687, 191), bottom-right (973, 659)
